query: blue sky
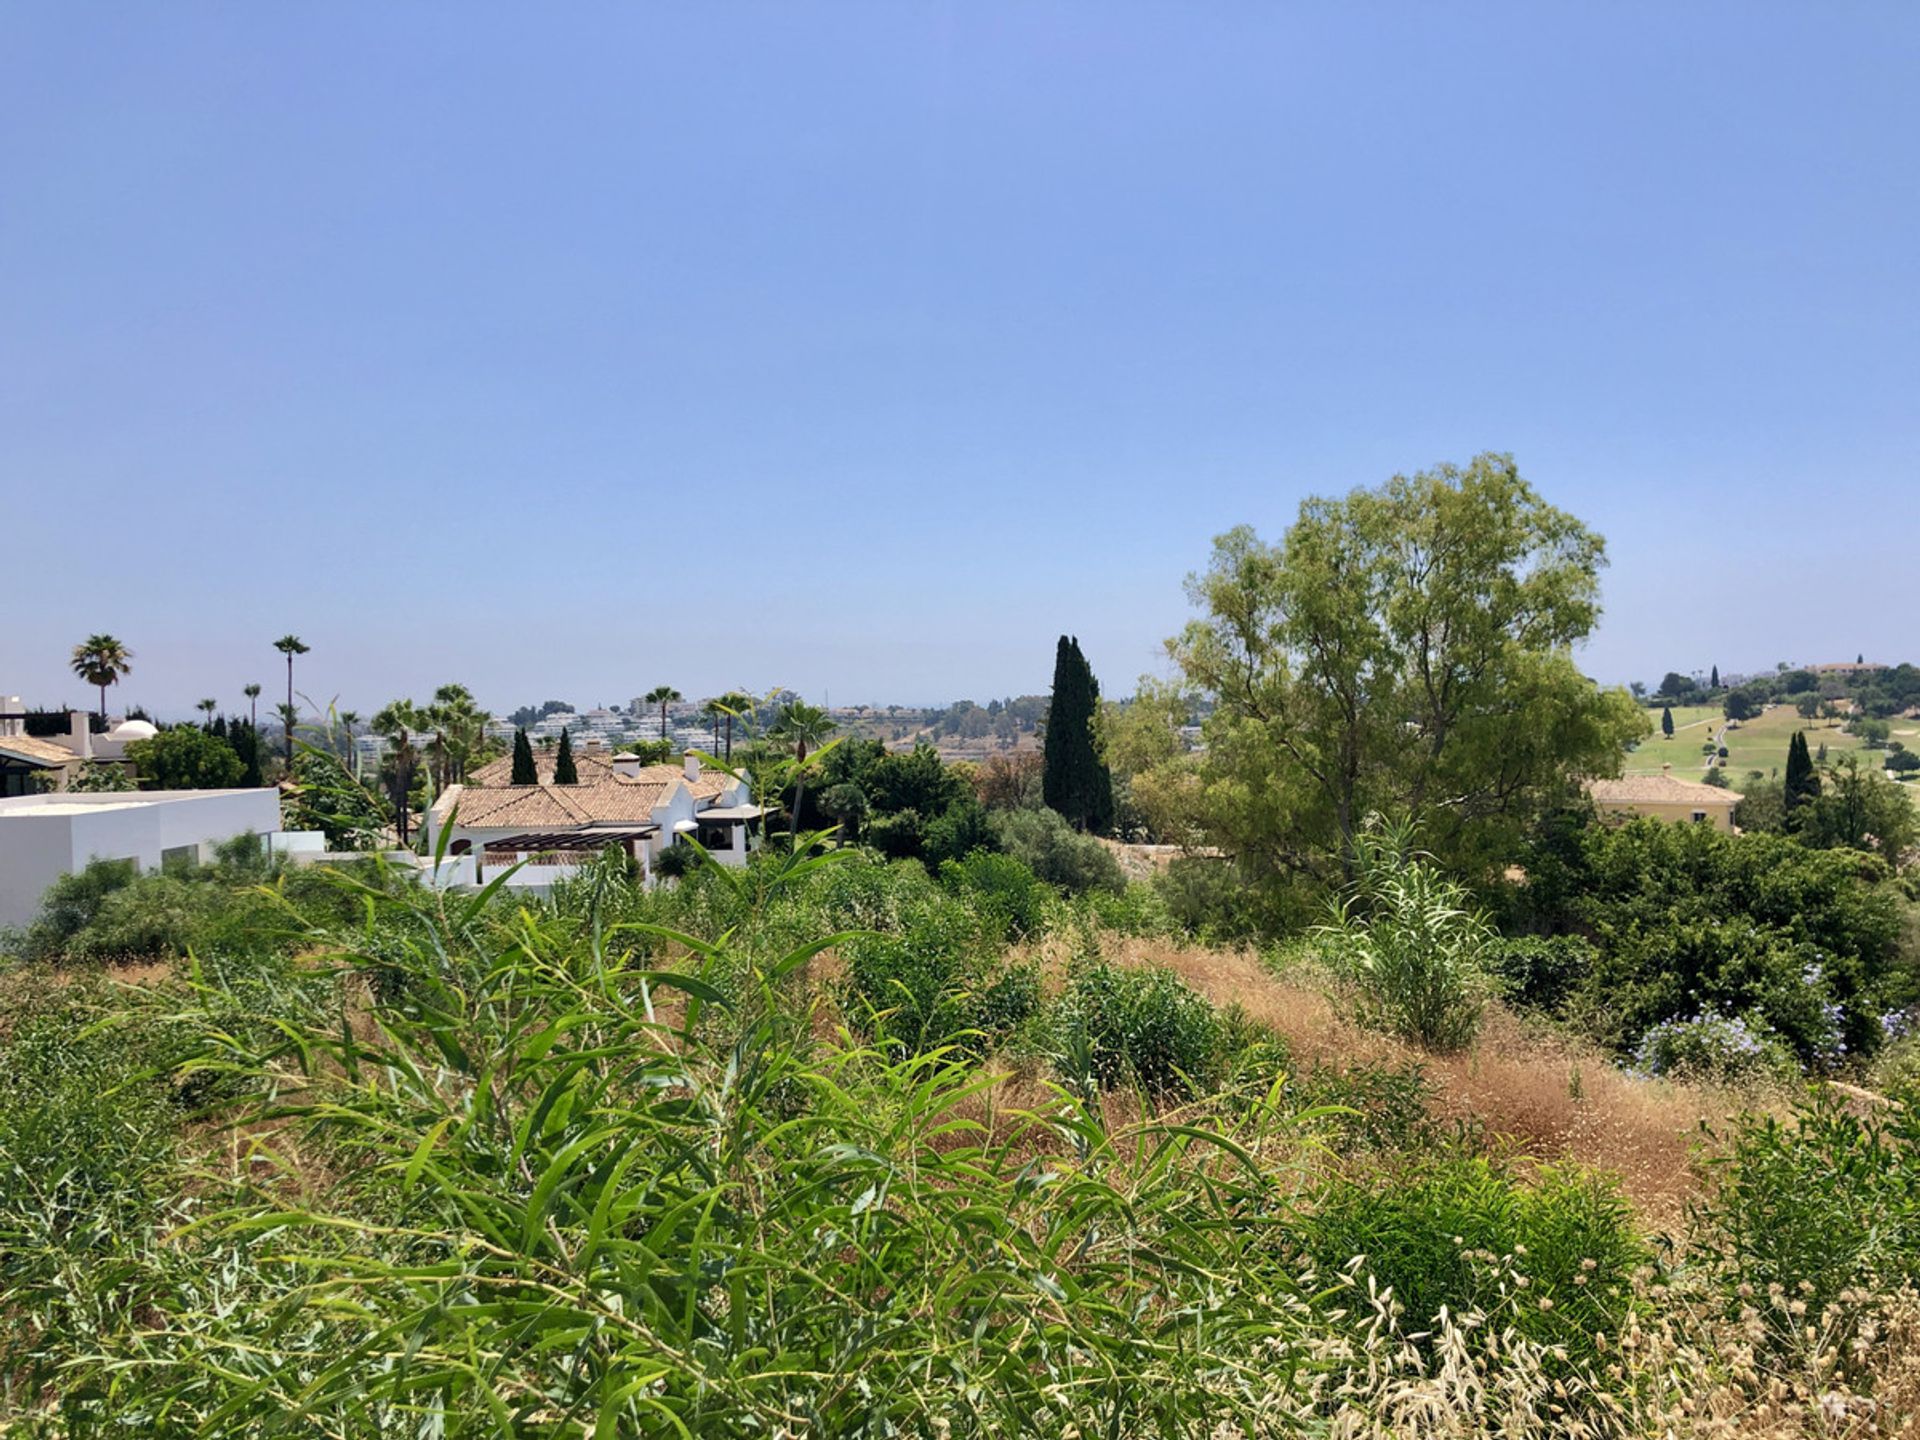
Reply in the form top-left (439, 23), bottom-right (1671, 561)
top-left (3, 4), bottom-right (1915, 718)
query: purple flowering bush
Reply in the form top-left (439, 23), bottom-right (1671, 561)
top-left (1631, 1011), bottom-right (1797, 1083)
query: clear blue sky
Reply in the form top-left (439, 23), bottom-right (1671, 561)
top-left (3, 4), bottom-right (1915, 719)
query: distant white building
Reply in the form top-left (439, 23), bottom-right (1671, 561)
top-left (0, 697), bottom-right (158, 795)
top-left (0, 788), bottom-right (291, 931)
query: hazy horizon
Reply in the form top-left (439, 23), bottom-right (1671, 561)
top-left (5, 5), bottom-right (1915, 718)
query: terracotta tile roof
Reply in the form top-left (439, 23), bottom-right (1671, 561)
top-left (1588, 774), bottom-right (1743, 805)
top-left (0, 735), bottom-right (81, 768)
top-left (444, 779), bottom-right (672, 829)
top-left (622, 762), bottom-right (732, 802)
top-left (467, 750), bottom-right (621, 788)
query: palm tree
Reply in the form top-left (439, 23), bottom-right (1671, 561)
top-left (274, 702), bottom-right (300, 771)
top-left (273, 635), bottom-right (310, 764)
top-left (372, 700), bottom-right (424, 847)
top-left (196, 698), bottom-right (218, 729)
top-left (426, 684), bottom-right (485, 787)
top-left (644, 685), bottom-right (682, 743)
top-left (770, 700), bottom-right (835, 842)
top-left (716, 691), bottom-right (752, 762)
top-left (70, 634), bottom-right (133, 724)
top-left (702, 698), bottom-right (725, 756)
top-left (339, 710), bottom-right (362, 778)
top-left (243, 683), bottom-right (262, 732)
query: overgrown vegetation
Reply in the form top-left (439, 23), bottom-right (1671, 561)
top-left (5, 825), bottom-right (1920, 1434)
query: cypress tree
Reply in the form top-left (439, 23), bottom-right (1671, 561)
top-left (553, 727), bottom-right (578, 786)
top-left (1784, 730), bottom-right (1820, 811)
top-left (510, 728), bottom-right (536, 785)
top-left (1041, 635), bottom-right (1114, 833)
top-left (1710, 665), bottom-right (1719, 689)
top-left (1660, 705), bottom-right (1674, 737)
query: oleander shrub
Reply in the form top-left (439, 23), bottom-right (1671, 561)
top-left (940, 848), bottom-right (1051, 941)
top-left (1301, 1155), bottom-right (1645, 1374)
top-left (1054, 958), bottom-right (1221, 1096)
top-left (1692, 1085), bottom-right (1920, 1358)
top-left (842, 901), bottom-right (1038, 1055)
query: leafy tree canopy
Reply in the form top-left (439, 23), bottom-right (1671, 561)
top-left (125, 727), bottom-right (244, 791)
top-left (1165, 454), bottom-right (1645, 882)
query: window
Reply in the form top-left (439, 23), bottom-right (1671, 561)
top-left (1691, 811), bottom-right (1707, 824)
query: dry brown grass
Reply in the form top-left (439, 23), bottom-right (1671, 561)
top-left (1077, 932), bottom-right (1778, 1220)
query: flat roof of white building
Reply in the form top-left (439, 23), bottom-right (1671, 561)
top-left (0, 788), bottom-right (275, 817)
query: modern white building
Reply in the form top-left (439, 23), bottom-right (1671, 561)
top-left (425, 745), bottom-right (762, 884)
top-left (0, 788), bottom-right (289, 931)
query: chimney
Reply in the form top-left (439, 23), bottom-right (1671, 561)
top-left (683, 751), bottom-right (701, 783)
top-left (0, 696), bottom-right (20, 739)
top-left (65, 709), bottom-right (93, 761)
top-left (583, 737), bottom-right (605, 755)
top-left (611, 752), bottom-right (641, 779)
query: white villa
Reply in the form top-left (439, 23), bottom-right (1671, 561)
top-left (0, 787), bottom-right (292, 930)
top-left (0, 697), bottom-right (159, 795)
top-left (425, 745), bottom-right (763, 883)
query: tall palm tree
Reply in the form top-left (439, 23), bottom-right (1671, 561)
top-left (717, 690), bottom-right (753, 762)
top-left (274, 702), bottom-right (300, 771)
top-left (702, 698), bottom-right (724, 756)
top-left (770, 700), bottom-right (836, 842)
top-left (426, 684), bottom-right (485, 788)
top-left (196, 698), bottom-right (218, 729)
top-left (372, 700), bottom-right (424, 847)
top-left (243, 683), bottom-right (262, 732)
top-left (339, 710), bottom-right (362, 779)
top-left (644, 685), bottom-right (682, 743)
top-left (70, 635), bottom-right (133, 724)
top-left (273, 635), bottom-right (310, 764)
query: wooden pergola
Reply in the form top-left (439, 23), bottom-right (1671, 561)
top-left (475, 825), bottom-right (659, 879)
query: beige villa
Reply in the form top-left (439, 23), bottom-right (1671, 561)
top-left (1587, 766), bottom-right (1742, 832)
top-left (426, 744), bottom-right (762, 880)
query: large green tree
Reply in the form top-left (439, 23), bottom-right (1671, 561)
top-left (1166, 454), bottom-right (1644, 881)
top-left (1041, 636), bottom-right (1114, 834)
top-left (511, 728), bottom-right (537, 785)
top-left (125, 727), bottom-right (244, 790)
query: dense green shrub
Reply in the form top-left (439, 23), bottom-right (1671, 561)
top-left (939, 849), bottom-right (1051, 941)
top-left (842, 903), bottom-right (1038, 1055)
top-left (1054, 959), bottom-right (1221, 1096)
top-left (15, 859), bottom-right (139, 961)
top-left (1692, 1087), bottom-right (1920, 1356)
top-left (0, 984), bottom-right (183, 1272)
top-left (1508, 816), bottom-right (1909, 1067)
top-left (1286, 1060), bottom-right (1440, 1155)
top-left (1151, 854), bottom-right (1309, 941)
top-left (989, 807), bottom-right (1125, 896)
top-left (1482, 933), bottom-right (1595, 1014)
top-left (1302, 1156), bottom-right (1645, 1372)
